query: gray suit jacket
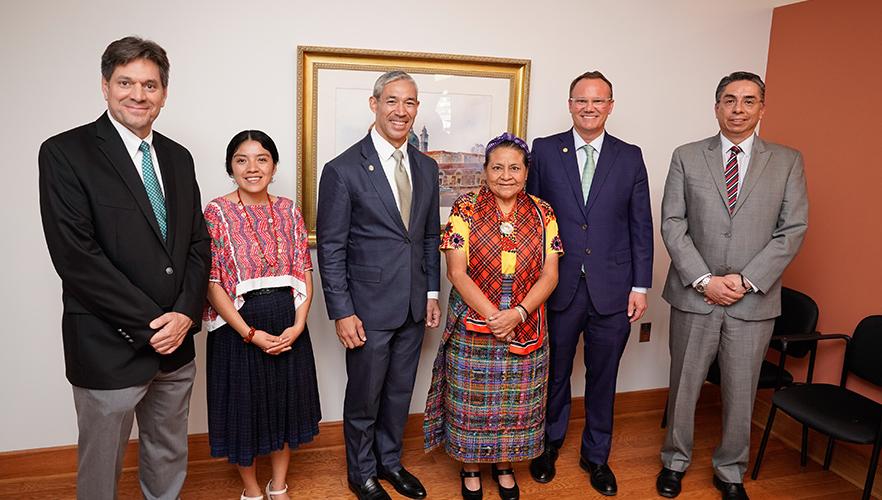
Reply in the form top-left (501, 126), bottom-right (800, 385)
top-left (661, 134), bottom-right (808, 321)
top-left (316, 133), bottom-right (441, 330)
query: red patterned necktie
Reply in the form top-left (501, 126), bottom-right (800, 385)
top-left (724, 145), bottom-right (742, 214)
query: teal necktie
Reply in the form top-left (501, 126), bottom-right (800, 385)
top-left (139, 141), bottom-right (167, 240)
top-left (580, 143), bottom-right (596, 204)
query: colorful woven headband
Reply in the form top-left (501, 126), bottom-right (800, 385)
top-left (485, 132), bottom-right (531, 165)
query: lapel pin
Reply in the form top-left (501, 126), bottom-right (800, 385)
top-left (368, 165), bottom-right (375, 172)
top-left (562, 147), bottom-right (569, 153)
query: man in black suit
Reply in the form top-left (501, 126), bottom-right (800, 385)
top-left (39, 36), bottom-right (210, 500)
top-left (317, 71), bottom-right (441, 500)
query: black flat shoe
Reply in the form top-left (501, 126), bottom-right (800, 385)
top-left (529, 442), bottom-right (559, 483)
top-left (713, 475), bottom-right (749, 500)
top-left (491, 463), bottom-right (520, 500)
top-left (460, 468), bottom-right (483, 499)
top-left (348, 477), bottom-right (392, 500)
top-left (378, 466), bottom-right (426, 499)
top-left (580, 457), bottom-right (618, 496)
top-left (656, 467), bottom-right (685, 498)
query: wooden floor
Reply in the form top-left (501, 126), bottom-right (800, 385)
top-left (0, 402), bottom-right (864, 499)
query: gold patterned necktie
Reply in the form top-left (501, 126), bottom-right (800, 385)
top-left (392, 149), bottom-right (411, 229)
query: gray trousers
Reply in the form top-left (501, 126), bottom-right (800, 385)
top-left (661, 307), bottom-right (773, 483)
top-left (72, 360), bottom-right (196, 500)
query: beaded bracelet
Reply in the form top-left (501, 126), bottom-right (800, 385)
top-left (514, 304), bottom-right (528, 323)
top-left (243, 326), bottom-right (256, 344)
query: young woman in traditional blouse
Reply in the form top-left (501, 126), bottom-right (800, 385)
top-left (204, 130), bottom-right (320, 500)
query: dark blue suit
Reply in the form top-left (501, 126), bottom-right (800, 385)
top-left (317, 133), bottom-right (440, 482)
top-left (527, 129), bottom-right (652, 463)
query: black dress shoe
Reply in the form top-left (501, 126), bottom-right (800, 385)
top-left (529, 442), bottom-right (559, 483)
top-left (656, 467), bottom-right (685, 498)
top-left (460, 468), bottom-right (483, 499)
top-left (491, 463), bottom-right (520, 500)
top-left (348, 477), bottom-right (392, 500)
top-left (580, 458), bottom-right (618, 496)
top-left (378, 466), bottom-right (427, 499)
top-left (713, 475), bottom-right (749, 500)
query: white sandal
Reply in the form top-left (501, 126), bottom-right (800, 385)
top-left (240, 491), bottom-right (264, 500)
top-left (266, 479), bottom-right (289, 498)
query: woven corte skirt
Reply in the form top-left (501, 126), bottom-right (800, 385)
top-left (441, 321), bottom-right (549, 463)
top-left (207, 289), bottom-right (321, 466)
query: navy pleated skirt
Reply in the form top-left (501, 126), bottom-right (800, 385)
top-left (206, 289), bottom-right (321, 466)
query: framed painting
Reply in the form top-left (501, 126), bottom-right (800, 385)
top-left (296, 45), bottom-right (531, 245)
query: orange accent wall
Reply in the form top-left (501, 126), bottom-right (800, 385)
top-left (763, 0), bottom-right (882, 399)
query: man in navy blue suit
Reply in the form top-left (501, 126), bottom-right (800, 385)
top-left (317, 71), bottom-right (441, 500)
top-left (526, 71), bottom-right (653, 496)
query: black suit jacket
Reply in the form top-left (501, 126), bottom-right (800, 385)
top-left (39, 112), bottom-right (210, 389)
top-left (316, 133), bottom-right (440, 330)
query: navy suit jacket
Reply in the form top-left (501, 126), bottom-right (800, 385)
top-left (527, 130), bottom-right (653, 315)
top-left (39, 112), bottom-right (210, 389)
top-left (316, 133), bottom-right (441, 330)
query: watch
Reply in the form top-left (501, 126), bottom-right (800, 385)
top-left (695, 276), bottom-right (711, 294)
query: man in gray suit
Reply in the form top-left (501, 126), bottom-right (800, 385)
top-left (656, 71), bottom-right (808, 500)
top-left (317, 71), bottom-right (441, 500)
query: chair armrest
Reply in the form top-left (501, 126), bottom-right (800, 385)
top-left (772, 332), bottom-right (851, 351)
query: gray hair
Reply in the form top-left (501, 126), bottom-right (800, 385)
top-left (372, 71), bottom-right (417, 99)
top-left (715, 71), bottom-right (765, 103)
top-left (101, 36), bottom-right (170, 88)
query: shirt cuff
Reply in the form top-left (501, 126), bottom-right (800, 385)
top-left (427, 291), bottom-right (439, 300)
top-left (742, 275), bottom-right (759, 293)
top-left (631, 287), bottom-right (648, 294)
top-left (691, 273), bottom-right (712, 289)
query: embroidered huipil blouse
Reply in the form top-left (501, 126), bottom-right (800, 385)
top-left (203, 196), bottom-right (312, 331)
top-left (440, 187), bottom-right (563, 354)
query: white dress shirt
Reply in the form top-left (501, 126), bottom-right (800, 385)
top-left (720, 132), bottom-right (755, 194)
top-left (572, 129), bottom-right (647, 295)
top-left (691, 133), bottom-right (759, 292)
top-left (106, 112), bottom-right (164, 196)
top-left (369, 127), bottom-right (438, 299)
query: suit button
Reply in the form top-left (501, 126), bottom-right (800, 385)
top-left (581, 224), bottom-right (588, 231)
top-left (128, 339), bottom-right (134, 343)
top-left (165, 266), bottom-right (174, 275)
top-left (585, 248), bottom-right (591, 255)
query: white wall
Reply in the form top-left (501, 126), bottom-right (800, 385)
top-left (0, 0), bottom-right (794, 452)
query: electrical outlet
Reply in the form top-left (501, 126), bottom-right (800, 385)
top-left (639, 322), bottom-right (651, 342)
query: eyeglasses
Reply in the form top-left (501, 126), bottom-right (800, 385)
top-left (718, 96), bottom-right (763, 109)
top-left (569, 97), bottom-right (613, 109)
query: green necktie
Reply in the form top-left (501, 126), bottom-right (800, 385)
top-left (580, 143), bottom-right (596, 204)
top-left (139, 141), bottom-right (167, 240)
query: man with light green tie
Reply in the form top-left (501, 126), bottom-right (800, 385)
top-left (526, 70), bottom-right (654, 496)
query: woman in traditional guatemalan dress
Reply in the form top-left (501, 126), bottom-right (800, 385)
top-left (424, 133), bottom-right (563, 500)
top-left (204, 131), bottom-right (321, 500)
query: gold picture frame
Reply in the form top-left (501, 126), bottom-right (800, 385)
top-left (296, 45), bottom-right (531, 245)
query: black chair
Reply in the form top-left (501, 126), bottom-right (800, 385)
top-left (752, 315), bottom-right (882, 500)
top-left (661, 287), bottom-right (820, 428)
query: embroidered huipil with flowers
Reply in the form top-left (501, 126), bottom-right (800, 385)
top-left (440, 187), bottom-right (563, 355)
top-left (202, 196), bottom-right (312, 331)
